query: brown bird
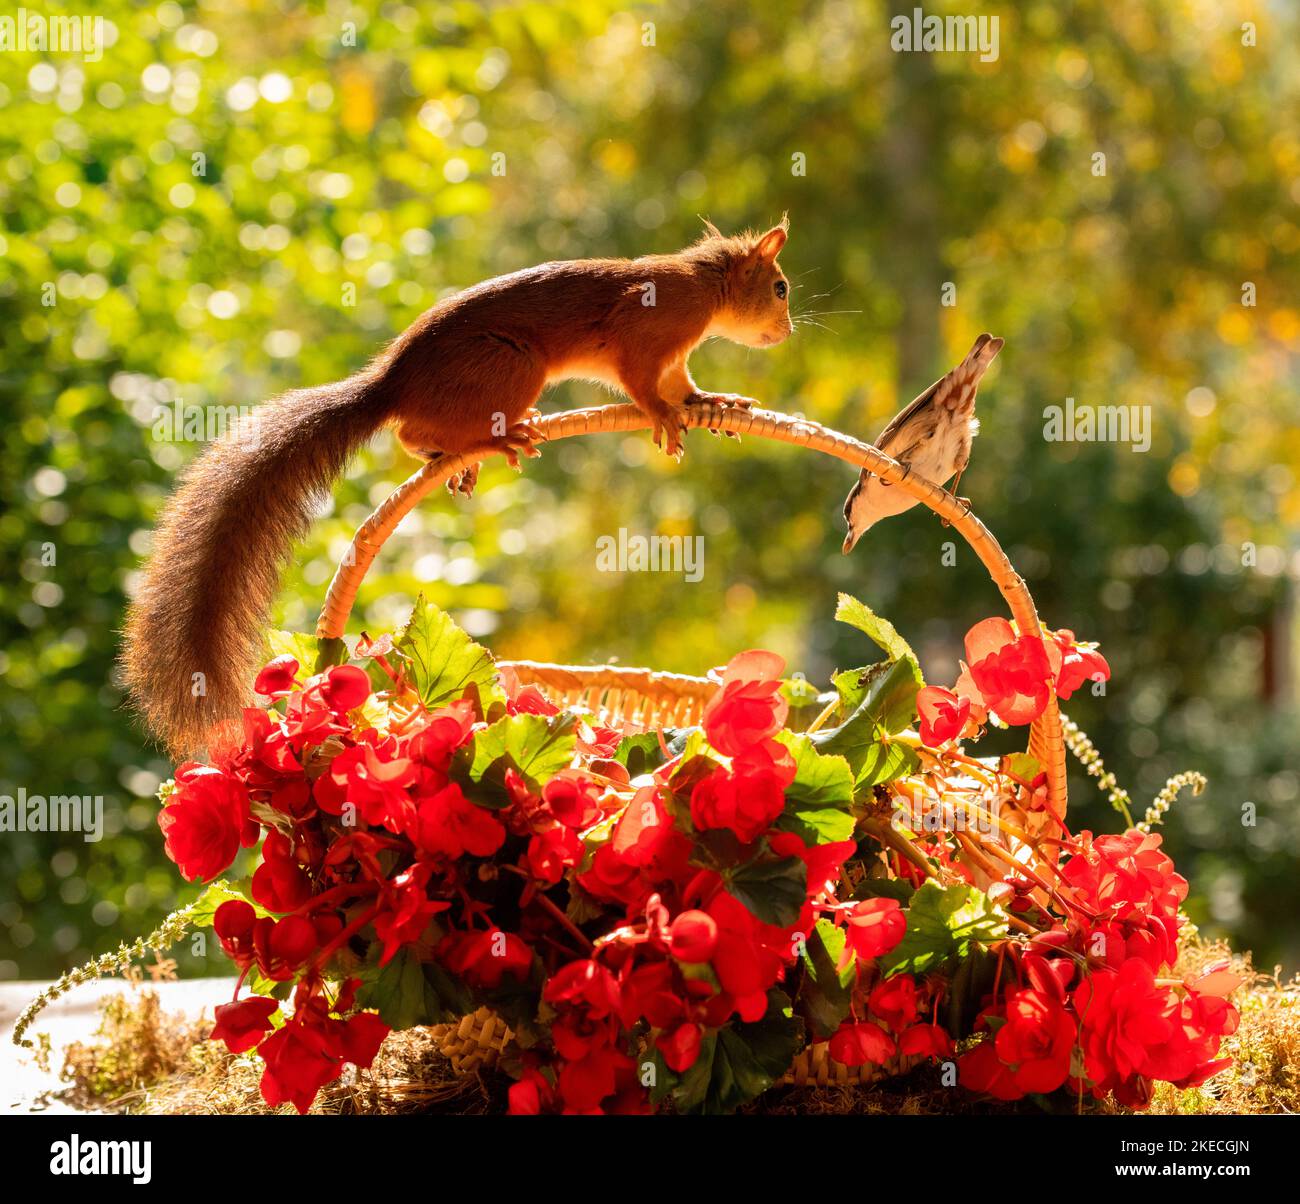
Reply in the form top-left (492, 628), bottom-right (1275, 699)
top-left (842, 333), bottom-right (1003, 553)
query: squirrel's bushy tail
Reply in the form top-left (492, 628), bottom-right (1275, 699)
top-left (122, 376), bottom-right (394, 756)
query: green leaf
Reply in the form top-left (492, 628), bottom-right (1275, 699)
top-left (394, 594), bottom-right (500, 708)
top-left (813, 658), bottom-right (923, 777)
top-left (880, 881), bottom-right (1009, 977)
top-left (354, 946), bottom-right (468, 1030)
top-left (724, 854), bottom-right (807, 926)
top-left (780, 675), bottom-right (823, 713)
top-left (797, 920), bottom-right (856, 1039)
top-left (189, 879), bottom-right (272, 927)
top-left (262, 629), bottom-right (349, 675)
top-left (776, 805), bottom-right (856, 846)
top-left (265, 629), bottom-right (323, 668)
top-left (831, 667), bottom-right (871, 712)
top-left (667, 991), bottom-right (803, 1114)
top-left (775, 728), bottom-right (858, 844)
top-left (835, 593), bottom-right (922, 676)
top-left (852, 874), bottom-right (915, 904)
top-left (245, 965), bottom-right (292, 1004)
top-left (459, 712), bottom-right (578, 804)
top-left (856, 738), bottom-right (921, 788)
top-left (778, 731), bottom-right (855, 808)
top-left (1003, 752), bottom-right (1042, 782)
top-left (313, 637), bottom-right (348, 672)
top-left (615, 732), bottom-right (668, 776)
top-left (946, 944), bottom-right (997, 1039)
top-left (664, 727), bottom-right (704, 759)
top-left (666, 730), bottom-right (721, 795)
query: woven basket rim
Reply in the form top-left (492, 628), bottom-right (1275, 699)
top-left (313, 401), bottom-right (1068, 820)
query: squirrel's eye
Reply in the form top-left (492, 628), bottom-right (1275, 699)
top-left (774, 280), bottom-right (788, 300)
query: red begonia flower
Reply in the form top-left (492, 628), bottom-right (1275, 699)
top-left (915, 685), bottom-right (971, 746)
top-left (211, 995), bottom-right (278, 1054)
top-left (828, 1021), bottom-right (896, 1067)
top-left (843, 897), bottom-right (906, 961)
top-left (702, 650), bottom-right (789, 756)
top-left (158, 765), bottom-right (258, 882)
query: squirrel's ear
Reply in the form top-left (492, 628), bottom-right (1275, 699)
top-left (755, 220), bottom-right (788, 262)
top-left (699, 218), bottom-right (724, 241)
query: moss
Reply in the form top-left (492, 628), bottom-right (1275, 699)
top-left (1147, 938), bottom-right (1300, 1116)
top-left (58, 994), bottom-right (502, 1115)
top-left (60, 989), bottom-right (211, 1110)
top-left (58, 936), bottom-right (1297, 1115)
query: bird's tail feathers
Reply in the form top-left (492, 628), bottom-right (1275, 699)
top-left (960, 332), bottom-right (1004, 381)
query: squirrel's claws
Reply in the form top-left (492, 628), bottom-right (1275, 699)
top-left (486, 419), bottom-right (545, 471)
top-left (651, 408), bottom-right (687, 459)
top-left (446, 464), bottom-right (480, 497)
top-left (685, 391), bottom-right (750, 442)
top-left (686, 390), bottom-right (756, 410)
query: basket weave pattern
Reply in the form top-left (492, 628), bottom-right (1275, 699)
top-left (503, 660), bottom-right (716, 730)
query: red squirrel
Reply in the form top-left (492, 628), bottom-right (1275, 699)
top-left (123, 220), bottom-right (793, 755)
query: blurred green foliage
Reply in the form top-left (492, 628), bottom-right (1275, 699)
top-left (1, 0), bottom-right (1297, 981)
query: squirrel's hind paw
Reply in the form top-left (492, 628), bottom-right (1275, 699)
top-left (446, 464), bottom-right (480, 497)
top-left (492, 420), bottom-right (544, 470)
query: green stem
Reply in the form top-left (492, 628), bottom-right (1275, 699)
top-left (11, 884), bottom-right (224, 1049)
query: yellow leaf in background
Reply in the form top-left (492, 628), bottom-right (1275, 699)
top-left (598, 140), bottom-right (637, 178)
top-left (1168, 457), bottom-right (1200, 498)
top-left (1268, 309), bottom-right (1300, 344)
top-left (1217, 310), bottom-right (1252, 345)
top-left (339, 68), bottom-right (377, 137)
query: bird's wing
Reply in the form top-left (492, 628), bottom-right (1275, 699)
top-left (856, 333), bottom-right (1004, 483)
top-left (842, 477), bottom-right (860, 523)
top-left (875, 380), bottom-right (940, 452)
top-left (879, 333), bottom-right (1004, 445)
top-left (854, 380), bottom-right (940, 484)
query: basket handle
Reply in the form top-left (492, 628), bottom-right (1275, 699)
top-left (315, 402), bottom-right (1068, 818)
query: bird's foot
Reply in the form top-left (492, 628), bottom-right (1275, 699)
top-left (940, 496), bottom-right (973, 528)
top-left (881, 461), bottom-right (912, 488)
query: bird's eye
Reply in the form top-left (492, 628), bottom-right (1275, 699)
top-left (774, 280), bottom-right (788, 300)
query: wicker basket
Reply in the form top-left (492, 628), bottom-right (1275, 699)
top-left (314, 400), bottom-right (1070, 1089)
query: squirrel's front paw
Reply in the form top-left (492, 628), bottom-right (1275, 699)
top-left (684, 391), bottom-right (753, 440)
top-left (651, 407), bottom-right (687, 460)
top-left (685, 390), bottom-right (757, 410)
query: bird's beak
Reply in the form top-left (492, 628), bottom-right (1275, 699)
top-left (842, 530), bottom-right (859, 555)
